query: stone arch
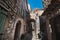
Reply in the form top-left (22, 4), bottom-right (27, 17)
top-left (14, 21), bottom-right (21, 40)
top-left (13, 18), bottom-right (25, 40)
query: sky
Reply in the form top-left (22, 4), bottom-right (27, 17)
top-left (27, 0), bottom-right (44, 10)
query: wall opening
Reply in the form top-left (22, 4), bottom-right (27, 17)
top-left (14, 21), bottom-right (21, 40)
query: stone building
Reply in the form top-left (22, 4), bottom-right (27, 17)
top-left (41, 0), bottom-right (60, 40)
top-left (43, 0), bottom-right (51, 9)
top-left (0, 0), bottom-right (30, 40)
top-left (30, 8), bottom-right (44, 40)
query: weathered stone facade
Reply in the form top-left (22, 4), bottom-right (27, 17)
top-left (42, 0), bottom-right (60, 40)
top-left (43, 0), bottom-right (51, 9)
top-left (0, 0), bottom-right (30, 40)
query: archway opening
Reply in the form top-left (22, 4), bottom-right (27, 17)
top-left (14, 21), bottom-right (21, 40)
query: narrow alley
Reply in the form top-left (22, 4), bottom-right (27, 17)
top-left (0, 0), bottom-right (60, 40)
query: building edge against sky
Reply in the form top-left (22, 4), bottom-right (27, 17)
top-left (27, 0), bottom-right (44, 10)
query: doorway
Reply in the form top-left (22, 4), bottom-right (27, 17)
top-left (14, 21), bottom-right (21, 40)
